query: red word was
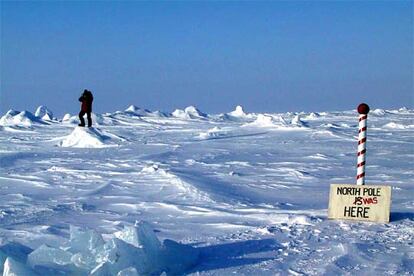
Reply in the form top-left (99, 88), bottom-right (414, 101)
top-left (353, 197), bottom-right (378, 206)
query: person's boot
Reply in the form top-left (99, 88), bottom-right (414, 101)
top-left (78, 124), bottom-right (85, 127)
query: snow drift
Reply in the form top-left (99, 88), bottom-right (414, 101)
top-left (0, 105), bottom-right (413, 275)
top-left (172, 106), bottom-right (207, 120)
top-left (242, 114), bottom-right (285, 128)
top-left (228, 105), bottom-right (247, 118)
top-left (34, 106), bottom-right (54, 121)
top-left (0, 110), bottom-right (48, 127)
top-left (198, 127), bottom-right (226, 140)
top-left (124, 105), bottom-right (153, 116)
top-left (243, 114), bottom-right (309, 130)
top-left (121, 105), bottom-right (169, 118)
top-left (59, 127), bottom-right (118, 148)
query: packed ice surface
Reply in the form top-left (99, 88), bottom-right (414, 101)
top-left (0, 105), bottom-right (413, 275)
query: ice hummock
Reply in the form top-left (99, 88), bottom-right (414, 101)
top-left (291, 115), bottom-right (308, 127)
top-left (172, 106), bottom-right (207, 119)
top-left (0, 242), bottom-right (33, 273)
top-left (1, 222), bottom-right (199, 275)
top-left (217, 105), bottom-right (254, 122)
top-left (243, 114), bottom-right (285, 128)
top-left (3, 257), bottom-right (37, 276)
top-left (59, 127), bottom-right (117, 148)
top-left (125, 105), bottom-right (152, 116)
top-left (242, 113), bottom-right (309, 129)
top-left (62, 113), bottom-right (72, 122)
top-left (27, 244), bottom-right (75, 273)
top-left (123, 105), bottom-right (169, 118)
top-left (198, 126), bottom-right (228, 140)
top-left (0, 110), bottom-right (47, 127)
top-left (67, 225), bottom-right (105, 253)
top-left (34, 106), bottom-right (54, 121)
top-left (227, 105), bottom-right (252, 119)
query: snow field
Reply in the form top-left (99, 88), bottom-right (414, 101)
top-left (0, 105), bottom-right (413, 275)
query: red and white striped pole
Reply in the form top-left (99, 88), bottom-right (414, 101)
top-left (356, 103), bottom-right (370, 185)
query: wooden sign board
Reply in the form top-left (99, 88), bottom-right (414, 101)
top-left (328, 184), bottom-right (391, 223)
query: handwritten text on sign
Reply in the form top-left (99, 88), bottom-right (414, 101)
top-left (328, 184), bottom-right (391, 223)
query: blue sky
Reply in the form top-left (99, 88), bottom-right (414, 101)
top-left (1, 1), bottom-right (413, 116)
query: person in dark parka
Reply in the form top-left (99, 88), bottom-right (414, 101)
top-left (78, 89), bottom-right (94, 127)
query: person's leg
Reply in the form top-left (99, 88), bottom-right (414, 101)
top-left (87, 112), bottom-right (92, 127)
top-left (78, 111), bottom-right (85, 126)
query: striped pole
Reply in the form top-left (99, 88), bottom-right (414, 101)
top-left (357, 103), bottom-right (370, 185)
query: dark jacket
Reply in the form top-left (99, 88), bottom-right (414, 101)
top-left (79, 91), bottom-right (93, 112)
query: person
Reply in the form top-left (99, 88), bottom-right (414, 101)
top-left (78, 89), bottom-right (94, 127)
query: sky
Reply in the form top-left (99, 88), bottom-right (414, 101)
top-left (1, 1), bottom-right (413, 116)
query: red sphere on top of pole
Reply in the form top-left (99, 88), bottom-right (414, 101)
top-left (358, 103), bottom-right (370, 115)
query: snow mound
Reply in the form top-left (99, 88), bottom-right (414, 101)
top-left (291, 115), bottom-right (308, 127)
top-left (34, 106), bottom-right (54, 121)
top-left (59, 127), bottom-right (117, 148)
top-left (62, 113), bottom-right (72, 122)
top-left (140, 164), bottom-right (166, 174)
top-left (2, 222), bottom-right (199, 275)
top-left (125, 105), bottom-right (152, 116)
top-left (172, 106), bottom-right (207, 119)
top-left (218, 105), bottom-right (254, 122)
top-left (228, 105), bottom-right (252, 118)
top-left (303, 112), bottom-right (321, 120)
top-left (398, 107), bottom-right (411, 114)
top-left (243, 114), bottom-right (309, 130)
top-left (246, 114), bottom-right (277, 127)
top-left (383, 122), bottom-right (413, 129)
top-left (150, 110), bottom-right (170, 118)
top-left (124, 105), bottom-right (169, 118)
top-left (198, 127), bottom-right (227, 140)
top-left (229, 105), bottom-right (247, 117)
top-left (371, 109), bottom-right (387, 116)
top-left (0, 110), bottom-right (47, 127)
top-left (242, 114), bottom-right (288, 128)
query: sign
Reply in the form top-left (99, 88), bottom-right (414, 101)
top-left (328, 184), bottom-right (391, 223)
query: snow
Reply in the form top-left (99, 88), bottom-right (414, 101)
top-left (291, 114), bottom-right (308, 127)
top-left (34, 106), bottom-right (54, 121)
top-left (123, 105), bottom-right (169, 118)
top-left (227, 105), bottom-right (252, 120)
top-left (172, 106), bottom-right (208, 120)
top-left (243, 114), bottom-right (298, 129)
top-left (383, 122), bottom-right (413, 129)
top-left (62, 113), bottom-right (72, 122)
top-left (0, 106), bottom-right (413, 275)
top-left (124, 105), bottom-right (151, 116)
top-left (0, 110), bottom-right (47, 127)
top-left (59, 127), bottom-right (118, 148)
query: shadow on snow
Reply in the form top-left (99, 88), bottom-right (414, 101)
top-left (390, 212), bottom-right (414, 222)
top-left (189, 238), bottom-right (281, 273)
